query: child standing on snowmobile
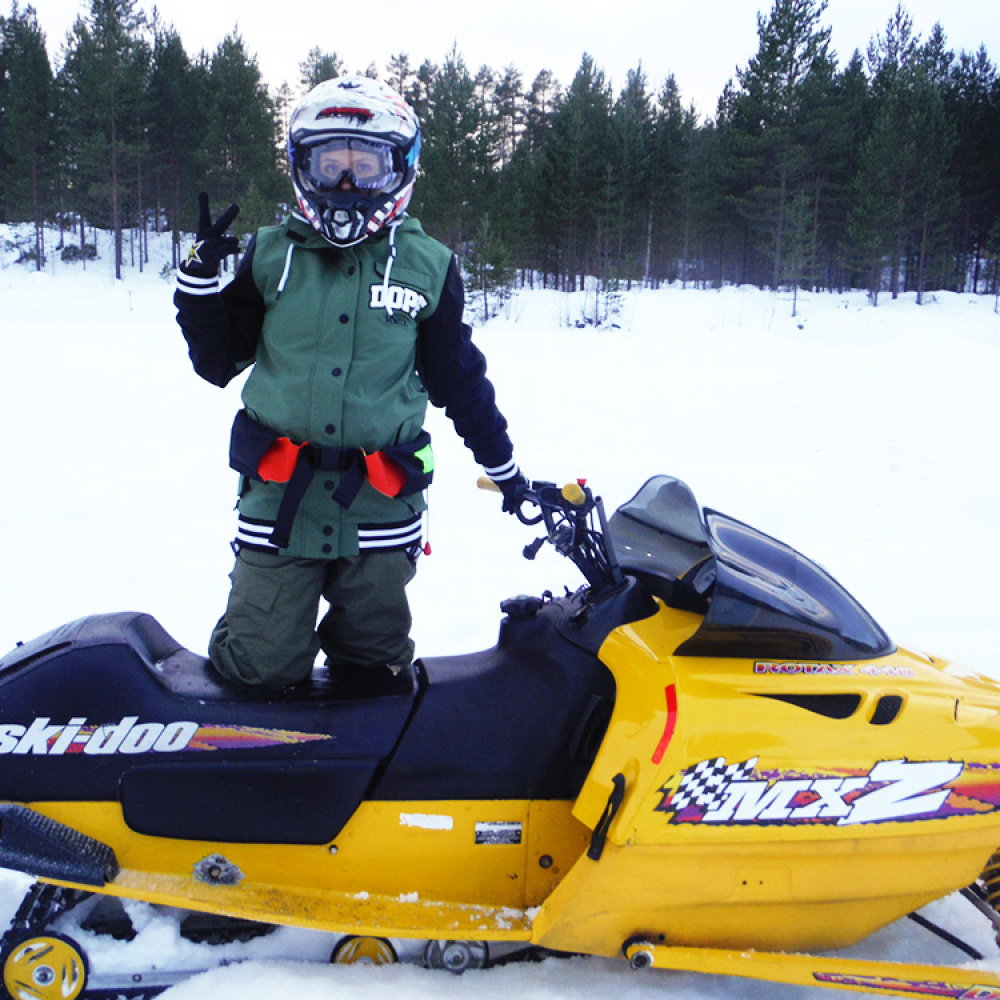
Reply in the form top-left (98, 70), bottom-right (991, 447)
top-left (174, 76), bottom-right (524, 689)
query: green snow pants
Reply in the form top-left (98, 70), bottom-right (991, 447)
top-left (208, 546), bottom-right (417, 689)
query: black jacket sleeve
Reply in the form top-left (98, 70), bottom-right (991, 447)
top-left (416, 256), bottom-right (514, 470)
top-left (174, 236), bottom-right (264, 388)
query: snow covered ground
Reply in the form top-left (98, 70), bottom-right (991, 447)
top-left (1, 224), bottom-right (1000, 997)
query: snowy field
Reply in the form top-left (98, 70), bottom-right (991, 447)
top-left (1, 225), bottom-right (1000, 997)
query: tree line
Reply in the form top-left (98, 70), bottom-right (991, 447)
top-left (2, 0), bottom-right (999, 305)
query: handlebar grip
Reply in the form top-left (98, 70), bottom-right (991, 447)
top-left (561, 483), bottom-right (587, 506)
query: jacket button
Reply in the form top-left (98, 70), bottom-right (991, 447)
top-left (323, 526), bottom-right (333, 536)
top-left (339, 313), bottom-right (349, 324)
top-left (322, 544), bottom-right (333, 554)
top-left (347, 266), bottom-right (356, 276)
top-left (331, 367), bottom-right (343, 377)
top-left (324, 480), bottom-right (335, 490)
top-left (325, 423), bottom-right (336, 434)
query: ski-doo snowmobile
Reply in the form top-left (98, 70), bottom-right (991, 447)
top-left (2, 475), bottom-right (1000, 999)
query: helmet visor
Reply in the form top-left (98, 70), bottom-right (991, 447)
top-left (298, 136), bottom-right (403, 194)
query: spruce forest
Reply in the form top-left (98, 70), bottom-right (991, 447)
top-left (2, 0), bottom-right (999, 306)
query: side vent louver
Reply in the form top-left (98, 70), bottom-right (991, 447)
top-left (757, 692), bottom-right (904, 725)
top-left (757, 693), bottom-right (862, 719)
top-left (870, 695), bottom-right (903, 725)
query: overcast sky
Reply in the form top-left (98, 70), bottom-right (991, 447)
top-left (36, 0), bottom-right (1000, 119)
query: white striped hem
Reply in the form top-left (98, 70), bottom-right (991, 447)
top-left (234, 514), bottom-right (423, 553)
top-left (176, 272), bottom-right (220, 296)
top-left (483, 459), bottom-right (519, 482)
top-left (358, 516), bottom-right (423, 551)
top-left (236, 516), bottom-right (280, 551)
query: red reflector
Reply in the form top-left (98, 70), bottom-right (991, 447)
top-left (652, 684), bottom-right (678, 765)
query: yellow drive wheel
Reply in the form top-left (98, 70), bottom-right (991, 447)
top-left (1, 932), bottom-right (88, 1000)
top-left (331, 936), bottom-right (398, 966)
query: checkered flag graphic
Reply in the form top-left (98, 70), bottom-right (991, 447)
top-left (668, 756), bottom-right (759, 814)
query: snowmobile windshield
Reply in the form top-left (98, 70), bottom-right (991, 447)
top-left (608, 476), bottom-right (895, 661)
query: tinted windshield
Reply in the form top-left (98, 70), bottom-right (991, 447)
top-left (608, 477), bottom-right (894, 660)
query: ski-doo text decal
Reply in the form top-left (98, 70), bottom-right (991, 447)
top-left (814, 972), bottom-right (1000, 998)
top-left (753, 661), bottom-right (915, 678)
top-left (656, 756), bottom-right (1000, 826)
top-left (0, 717), bottom-right (331, 755)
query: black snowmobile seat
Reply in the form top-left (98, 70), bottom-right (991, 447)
top-left (0, 612), bottom-right (422, 845)
top-left (125, 611), bottom-right (419, 702)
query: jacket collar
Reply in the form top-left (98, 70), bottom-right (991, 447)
top-left (284, 213), bottom-right (423, 252)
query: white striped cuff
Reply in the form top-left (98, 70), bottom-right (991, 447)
top-left (176, 271), bottom-right (220, 296)
top-left (483, 458), bottom-right (519, 482)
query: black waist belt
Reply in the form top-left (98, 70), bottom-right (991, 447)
top-left (228, 409), bottom-right (432, 550)
top-left (272, 445), bottom-right (368, 549)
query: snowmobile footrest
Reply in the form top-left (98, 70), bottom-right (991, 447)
top-left (0, 804), bottom-right (119, 886)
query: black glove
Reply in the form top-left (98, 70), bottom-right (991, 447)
top-left (497, 471), bottom-right (528, 515)
top-left (181, 192), bottom-right (240, 277)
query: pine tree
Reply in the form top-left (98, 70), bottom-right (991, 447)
top-left (412, 48), bottom-right (490, 248)
top-left (0, 3), bottom-right (55, 267)
top-left (537, 54), bottom-right (613, 287)
top-left (147, 26), bottom-right (204, 266)
top-left (780, 189), bottom-right (813, 314)
top-left (821, 51), bottom-right (872, 290)
top-left (609, 66), bottom-right (654, 283)
top-left (405, 59), bottom-right (436, 123)
top-left (385, 53), bottom-right (414, 95)
top-left (867, 3), bottom-right (920, 99)
top-left (57, 0), bottom-right (150, 279)
top-left (524, 69), bottom-right (559, 154)
top-left (494, 65), bottom-right (524, 167)
top-left (646, 75), bottom-right (696, 285)
top-left (727, 0), bottom-right (835, 288)
top-left (910, 38), bottom-right (959, 300)
top-left (203, 32), bottom-right (284, 233)
top-left (947, 46), bottom-right (999, 291)
top-left (299, 47), bottom-right (342, 91)
top-left (850, 54), bottom-right (957, 303)
top-left (464, 212), bottom-right (514, 320)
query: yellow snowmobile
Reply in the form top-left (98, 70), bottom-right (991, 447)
top-left (2, 475), bottom-right (1000, 998)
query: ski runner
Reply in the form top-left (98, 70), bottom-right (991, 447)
top-left (174, 76), bottom-right (525, 689)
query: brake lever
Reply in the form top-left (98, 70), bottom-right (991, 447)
top-left (516, 505), bottom-right (544, 526)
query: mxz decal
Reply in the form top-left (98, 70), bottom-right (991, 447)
top-left (656, 755), bottom-right (1000, 826)
top-left (0, 717), bottom-right (331, 756)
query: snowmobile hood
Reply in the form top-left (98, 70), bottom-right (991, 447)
top-left (608, 476), bottom-right (894, 661)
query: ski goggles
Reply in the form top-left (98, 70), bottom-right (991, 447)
top-left (298, 136), bottom-right (403, 194)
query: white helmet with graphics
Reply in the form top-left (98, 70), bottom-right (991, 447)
top-left (288, 75), bottom-right (421, 247)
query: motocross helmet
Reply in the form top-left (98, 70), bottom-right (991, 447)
top-left (288, 76), bottom-right (421, 247)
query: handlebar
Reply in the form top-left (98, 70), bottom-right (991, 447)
top-left (479, 476), bottom-right (624, 593)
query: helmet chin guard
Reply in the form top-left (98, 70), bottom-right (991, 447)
top-left (288, 76), bottom-right (421, 247)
